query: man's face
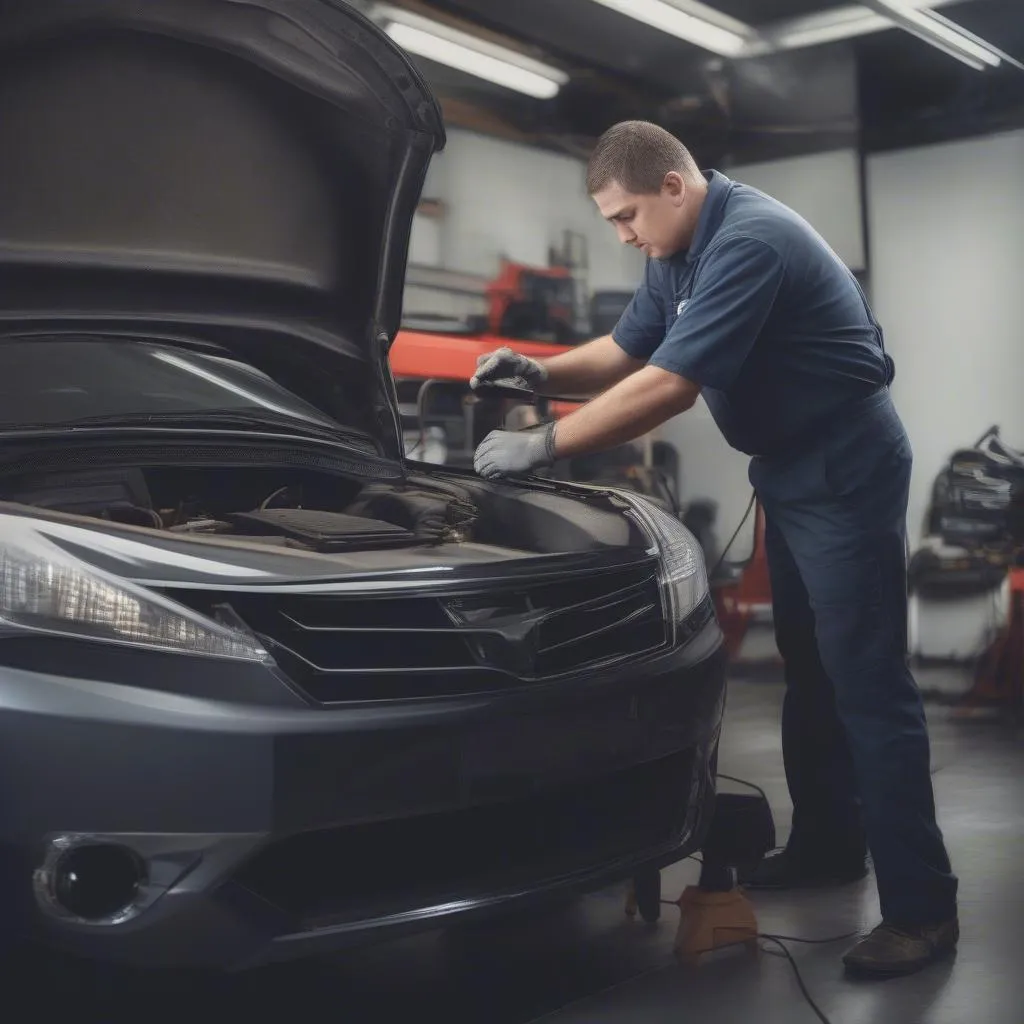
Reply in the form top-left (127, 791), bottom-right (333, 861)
top-left (592, 174), bottom-right (690, 260)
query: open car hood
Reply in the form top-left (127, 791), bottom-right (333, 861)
top-left (0, 0), bottom-right (446, 459)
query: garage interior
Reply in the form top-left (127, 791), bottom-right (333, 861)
top-left (2, 0), bottom-right (1023, 1020)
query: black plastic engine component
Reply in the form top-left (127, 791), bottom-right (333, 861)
top-left (4, 467), bottom-right (151, 516)
top-left (346, 483), bottom-right (476, 541)
top-left (224, 508), bottom-right (419, 551)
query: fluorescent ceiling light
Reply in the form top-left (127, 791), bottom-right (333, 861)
top-left (586, 0), bottom-right (750, 58)
top-left (753, 0), bottom-right (993, 56)
top-left (926, 9), bottom-right (1024, 71)
top-left (380, 9), bottom-right (568, 99)
top-left (867, 0), bottom-right (1000, 68)
top-left (765, 9), bottom-right (894, 51)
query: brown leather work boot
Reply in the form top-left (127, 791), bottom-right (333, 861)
top-left (842, 918), bottom-right (959, 978)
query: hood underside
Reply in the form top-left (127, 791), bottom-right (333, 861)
top-left (0, 0), bottom-right (446, 456)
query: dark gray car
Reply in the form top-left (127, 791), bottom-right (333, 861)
top-left (0, 0), bottom-right (726, 970)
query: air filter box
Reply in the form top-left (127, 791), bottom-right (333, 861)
top-left (225, 508), bottom-right (420, 551)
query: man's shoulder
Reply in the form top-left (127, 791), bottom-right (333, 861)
top-left (714, 190), bottom-right (823, 263)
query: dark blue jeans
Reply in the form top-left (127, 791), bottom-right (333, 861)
top-left (749, 388), bottom-right (958, 926)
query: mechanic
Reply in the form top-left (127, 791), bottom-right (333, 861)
top-left (470, 120), bottom-right (958, 979)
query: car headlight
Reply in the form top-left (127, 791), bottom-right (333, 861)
top-left (0, 525), bottom-right (271, 663)
top-left (615, 492), bottom-right (710, 643)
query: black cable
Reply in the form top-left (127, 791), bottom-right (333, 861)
top-left (708, 488), bottom-right (758, 579)
top-left (761, 931), bottom-right (859, 946)
top-left (715, 772), bottom-right (769, 806)
top-left (701, 927), bottom-right (854, 1024)
top-left (410, 378), bottom-right (443, 459)
top-left (756, 935), bottom-right (835, 1024)
top-left (654, 467), bottom-right (682, 517)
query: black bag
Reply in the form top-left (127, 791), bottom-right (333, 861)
top-left (926, 427), bottom-right (1024, 549)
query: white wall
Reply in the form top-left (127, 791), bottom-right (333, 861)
top-left (866, 130), bottom-right (1024, 550)
top-left (417, 128), bottom-right (645, 290)
top-left (408, 213), bottom-right (442, 266)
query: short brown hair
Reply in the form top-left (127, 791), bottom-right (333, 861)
top-left (586, 121), bottom-right (701, 196)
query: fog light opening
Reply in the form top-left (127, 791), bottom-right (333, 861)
top-left (46, 842), bottom-right (147, 923)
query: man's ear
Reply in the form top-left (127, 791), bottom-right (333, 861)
top-left (662, 171), bottom-right (687, 204)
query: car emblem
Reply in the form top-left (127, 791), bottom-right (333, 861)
top-left (442, 597), bottom-right (543, 677)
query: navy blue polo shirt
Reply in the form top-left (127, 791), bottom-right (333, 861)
top-left (612, 170), bottom-right (894, 457)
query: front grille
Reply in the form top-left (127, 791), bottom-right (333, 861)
top-left (171, 560), bottom-right (666, 702)
top-left (230, 748), bottom-right (696, 926)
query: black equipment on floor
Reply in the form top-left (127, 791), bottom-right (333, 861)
top-left (926, 426), bottom-right (1024, 550)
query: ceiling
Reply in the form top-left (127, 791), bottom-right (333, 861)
top-left (355, 0), bottom-right (1024, 164)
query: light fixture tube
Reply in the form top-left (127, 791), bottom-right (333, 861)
top-left (585, 0), bottom-right (750, 58)
top-left (865, 0), bottom-right (1001, 68)
top-left (380, 9), bottom-right (568, 100)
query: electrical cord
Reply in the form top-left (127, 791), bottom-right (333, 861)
top-left (410, 378), bottom-right (444, 459)
top-left (708, 488), bottom-right (758, 579)
top-left (629, 913), bottom-right (854, 1024)
top-left (704, 927), bottom-right (855, 1024)
top-left (753, 933), bottom-right (847, 1024)
top-left (715, 772), bottom-right (770, 807)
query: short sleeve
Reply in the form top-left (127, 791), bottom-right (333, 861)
top-left (648, 236), bottom-right (784, 391)
top-left (610, 259), bottom-right (667, 361)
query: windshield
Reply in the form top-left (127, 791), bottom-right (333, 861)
top-left (0, 337), bottom-right (372, 443)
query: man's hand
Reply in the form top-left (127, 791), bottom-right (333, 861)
top-left (474, 422), bottom-right (557, 480)
top-left (470, 347), bottom-right (548, 392)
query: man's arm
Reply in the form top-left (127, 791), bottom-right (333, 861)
top-left (536, 334), bottom-right (646, 396)
top-left (474, 236), bottom-right (785, 480)
top-left (552, 364), bottom-right (700, 459)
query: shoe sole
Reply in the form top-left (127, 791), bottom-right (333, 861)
top-left (843, 945), bottom-right (957, 980)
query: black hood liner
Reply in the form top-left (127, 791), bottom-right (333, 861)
top-left (0, 0), bottom-right (446, 457)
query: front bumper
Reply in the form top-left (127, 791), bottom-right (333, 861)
top-left (0, 623), bottom-right (726, 970)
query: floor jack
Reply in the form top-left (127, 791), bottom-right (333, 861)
top-left (626, 790), bottom-right (776, 965)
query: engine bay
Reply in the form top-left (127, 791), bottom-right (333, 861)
top-left (0, 461), bottom-right (644, 556)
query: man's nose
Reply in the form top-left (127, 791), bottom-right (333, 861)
top-left (616, 223), bottom-right (636, 245)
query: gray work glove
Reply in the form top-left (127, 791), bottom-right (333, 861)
top-left (474, 422), bottom-right (557, 480)
top-left (470, 347), bottom-right (548, 391)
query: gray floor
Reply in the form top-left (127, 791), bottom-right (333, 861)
top-left (6, 667), bottom-right (1022, 1023)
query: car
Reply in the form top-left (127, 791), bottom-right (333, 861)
top-left (0, 0), bottom-right (727, 970)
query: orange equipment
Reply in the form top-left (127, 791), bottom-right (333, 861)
top-left (672, 886), bottom-right (760, 966)
top-left (485, 259), bottom-right (577, 342)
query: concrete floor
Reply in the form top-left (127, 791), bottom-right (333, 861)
top-left (5, 666), bottom-right (1022, 1024)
